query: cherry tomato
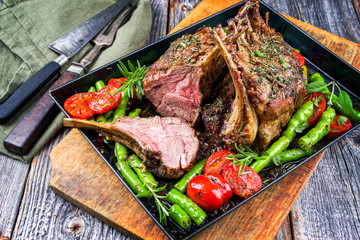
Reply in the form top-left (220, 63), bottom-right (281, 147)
top-left (303, 92), bottom-right (326, 127)
top-left (108, 77), bottom-right (137, 106)
top-left (326, 115), bottom-right (352, 137)
top-left (221, 164), bottom-right (262, 198)
top-left (204, 150), bottom-right (234, 175)
top-left (64, 92), bottom-right (95, 119)
top-left (206, 174), bottom-right (233, 203)
top-left (89, 85), bottom-right (122, 114)
top-left (108, 78), bottom-right (126, 88)
top-left (293, 49), bottom-right (305, 67)
top-left (187, 175), bottom-right (224, 211)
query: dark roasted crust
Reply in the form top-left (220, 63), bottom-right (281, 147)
top-left (143, 27), bottom-right (227, 125)
top-left (213, 1), bottom-right (306, 150)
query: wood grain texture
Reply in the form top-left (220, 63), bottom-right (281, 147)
top-left (265, 1), bottom-right (360, 239)
top-left (0, 155), bottom-right (29, 239)
top-left (168, 0), bottom-right (202, 32)
top-left (5, 0), bottom-right (360, 240)
top-left (11, 130), bottom-right (130, 240)
top-left (49, 129), bottom-right (167, 240)
top-left (146, 0), bottom-right (169, 44)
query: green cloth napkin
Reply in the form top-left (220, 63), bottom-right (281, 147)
top-left (0, 0), bottom-right (152, 163)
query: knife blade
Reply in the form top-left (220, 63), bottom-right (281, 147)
top-left (0, 0), bottom-right (131, 123)
top-left (4, 4), bottom-right (137, 156)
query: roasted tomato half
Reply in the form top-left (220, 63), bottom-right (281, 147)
top-left (221, 164), bottom-right (262, 198)
top-left (187, 175), bottom-right (225, 211)
top-left (303, 92), bottom-right (327, 127)
top-left (204, 150), bottom-right (234, 175)
top-left (64, 92), bottom-right (95, 119)
top-left (293, 49), bottom-right (305, 67)
top-left (88, 85), bottom-right (122, 114)
top-left (326, 115), bottom-right (352, 137)
top-left (206, 174), bottom-right (233, 204)
top-left (107, 77), bottom-right (126, 88)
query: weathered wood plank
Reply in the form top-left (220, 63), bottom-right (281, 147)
top-left (11, 130), bottom-right (130, 240)
top-left (0, 155), bottom-right (29, 239)
top-left (265, 0), bottom-right (360, 43)
top-left (168, 0), bottom-right (202, 32)
top-left (146, 0), bottom-right (170, 44)
top-left (291, 130), bottom-right (360, 239)
top-left (265, 0), bottom-right (360, 238)
top-left (352, 0), bottom-right (360, 23)
top-left (274, 216), bottom-right (292, 240)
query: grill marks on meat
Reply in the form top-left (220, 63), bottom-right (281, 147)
top-left (63, 117), bottom-right (199, 179)
top-left (212, 0), bottom-right (306, 150)
top-left (143, 27), bottom-right (227, 125)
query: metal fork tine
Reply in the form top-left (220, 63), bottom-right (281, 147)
top-left (78, 3), bottom-right (137, 70)
top-left (94, 4), bottom-right (136, 43)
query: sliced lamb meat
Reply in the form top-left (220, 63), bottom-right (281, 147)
top-left (212, 0), bottom-right (306, 150)
top-left (143, 27), bottom-right (227, 125)
top-left (63, 116), bottom-right (199, 179)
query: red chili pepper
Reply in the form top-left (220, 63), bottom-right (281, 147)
top-left (221, 164), bottom-right (262, 198)
top-left (293, 49), bottom-right (305, 67)
top-left (64, 92), bottom-right (95, 119)
top-left (203, 150), bottom-right (234, 175)
top-left (303, 92), bottom-right (327, 127)
top-left (88, 85), bottom-right (122, 114)
top-left (326, 115), bottom-right (352, 137)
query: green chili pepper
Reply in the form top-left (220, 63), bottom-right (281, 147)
top-left (128, 108), bottom-right (141, 117)
top-left (166, 189), bottom-right (207, 226)
top-left (127, 154), bottom-right (158, 189)
top-left (251, 100), bottom-right (314, 173)
top-left (115, 142), bottom-right (127, 161)
top-left (272, 149), bottom-right (313, 166)
top-left (113, 96), bottom-right (129, 121)
top-left (250, 136), bottom-right (291, 173)
top-left (169, 204), bottom-right (192, 229)
top-left (309, 73), bottom-right (360, 123)
top-left (95, 80), bottom-right (105, 91)
top-left (282, 100), bottom-right (314, 141)
top-left (301, 65), bottom-right (308, 84)
top-left (96, 114), bottom-right (107, 123)
top-left (88, 86), bottom-right (96, 92)
top-left (298, 106), bottom-right (336, 150)
top-left (174, 158), bottom-right (207, 193)
top-left (115, 158), bottom-right (151, 199)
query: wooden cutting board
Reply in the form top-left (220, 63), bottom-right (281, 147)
top-left (49, 0), bottom-right (360, 239)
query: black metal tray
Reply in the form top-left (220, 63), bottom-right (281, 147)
top-left (50, 1), bottom-right (360, 239)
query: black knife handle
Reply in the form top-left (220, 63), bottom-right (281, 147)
top-left (0, 60), bottom-right (62, 123)
top-left (4, 70), bottom-right (81, 155)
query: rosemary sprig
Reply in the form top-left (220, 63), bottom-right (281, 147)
top-left (115, 60), bottom-right (148, 99)
top-left (226, 144), bottom-right (267, 176)
top-left (136, 183), bottom-right (170, 226)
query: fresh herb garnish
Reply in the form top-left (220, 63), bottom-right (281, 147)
top-left (306, 81), bottom-right (331, 94)
top-left (279, 54), bottom-right (290, 69)
top-left (224, 27), bottom-right (231, 35)
top-left (226, 144), bottom-right (267, 176)
top-left (116, 60), bottom-right (148, 99)
top-left (254, 50), bottom-right (264, 57)
top-left (295, 121), bottom-right (309, 133)
top-left (136, 183), bottom-right (170, 226)
top-left (337, 115), bottom-right (348, 126)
